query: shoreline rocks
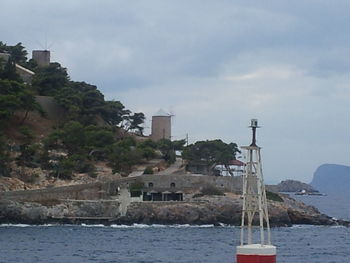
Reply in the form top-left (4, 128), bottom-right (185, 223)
top-left (0, 193), bottom-right (347, 227)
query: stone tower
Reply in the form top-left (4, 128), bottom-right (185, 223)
top-left (32, 50), bottom-right (50, 67)
top-left (151, 109), bottom-right (171, 141)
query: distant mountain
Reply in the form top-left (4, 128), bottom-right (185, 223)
top-left (311, 164), bottom-right (350, 194)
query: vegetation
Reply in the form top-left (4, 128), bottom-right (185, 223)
top-left (182, 139), bottom-right (240, 175)
top-left (143, 166), bottom-right (154, 174)
top-left (129, 180), bottom-right (144, 197)
top-left (0, 79), bottom-right (42, 127)
top-left (0, 41), bottom-right (151, 181)
top-left (266, 191), bottom-right (284, 202)
top-left (0, 135), bottom-right (11, 177)
top-left (0, 41), bottom-right (240, 186)
top-left (0, 42), bottom-right (28, 65)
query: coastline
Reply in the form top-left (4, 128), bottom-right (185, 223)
top-left (1, 193), bottom-right (347, 227)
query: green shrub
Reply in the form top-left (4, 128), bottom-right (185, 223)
top-left (51, 157), bottom-right (74, 179)
top-left (129, 181), bottom-right (144, 197)
top-left (129, 181), bottom-right (144, 192)
top-left (143, 166), bottom-right (154, 174)
top-left (266, 191), bottom-right (284, 202)
top-left (70, 154), bottom-right (95, 173)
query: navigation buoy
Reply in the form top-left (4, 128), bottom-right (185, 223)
top-left (236, 119), bottom-right (277, 263)
top-left (236, 244), bottom-right (276, 263)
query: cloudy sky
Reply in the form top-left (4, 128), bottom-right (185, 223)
top-left (2, 0), bottom-right (350, 183)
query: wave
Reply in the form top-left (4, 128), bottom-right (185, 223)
top-left (0, 223), bottom-right (220, 228)
top-left (0, 224), bottom-right (56, 227)
top-left (109, 223), bottom-right (218, 229)
top-left (80, 223), bottom-right (106, 227)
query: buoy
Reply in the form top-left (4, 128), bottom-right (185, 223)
top-left (236, 119), bottom-right (277, 263)
top-left (236, 244), bottom-right (276, 263)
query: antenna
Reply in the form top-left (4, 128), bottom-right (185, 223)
top-left (249, 118), bottom-right (260, 147)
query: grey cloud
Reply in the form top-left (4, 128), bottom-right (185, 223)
top-left (2, 0), bottom-right (350, 183)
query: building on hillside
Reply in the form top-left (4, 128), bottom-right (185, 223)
top-left (151, 109), bottom-right (172, 141)
top-left (15, 64), bottom-right (34, 84)
top-left (151, 109), bottom-right (171, 141)
top-left (1, 52), bottom-right (35, 84)
top-left (32, 50), bottom-right (50, 67)
top-left (118, 174), bottom-right (242, 202)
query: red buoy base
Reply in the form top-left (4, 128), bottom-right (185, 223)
top-left (236, 244), bottom-right (276, 263)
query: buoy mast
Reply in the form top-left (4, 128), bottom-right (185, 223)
top-left (236, 119), bottom-right (277, 263)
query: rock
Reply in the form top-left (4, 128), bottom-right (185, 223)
top-left (0, 193), bottom-right (345, 226)
top-left (267, 179), bottom-right (318, 193)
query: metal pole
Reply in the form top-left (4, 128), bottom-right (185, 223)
top-left (256, 149), bottom-right (265, 245)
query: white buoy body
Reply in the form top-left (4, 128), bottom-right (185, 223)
top-left (236, 244), bottom-right (276, 263)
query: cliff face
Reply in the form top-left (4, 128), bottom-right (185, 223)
top-left (0, 193), bottom-right (338, 226)
top-left (311, 164), bottom-right (350, 194)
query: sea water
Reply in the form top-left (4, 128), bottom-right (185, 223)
top-left (0, 194), bottom-right (349, 263)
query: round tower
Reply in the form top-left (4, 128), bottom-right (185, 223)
top-left (32, 50), bottom-right (50, 67)
top-left (151, 109), bottom-right (171, 141)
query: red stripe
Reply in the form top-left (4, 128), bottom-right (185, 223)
top-left (236, 254), bottom-right (276, 263)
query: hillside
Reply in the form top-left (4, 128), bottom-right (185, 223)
top-left (311, 164), bottom-right (350, 194)
top-left (0, 41), bottom-right (185, 188)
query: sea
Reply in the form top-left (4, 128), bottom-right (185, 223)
top-left (0, 193), bottom-right (349, 263)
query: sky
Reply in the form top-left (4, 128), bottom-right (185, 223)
top-left (2, 0), bottom-right (350, 183)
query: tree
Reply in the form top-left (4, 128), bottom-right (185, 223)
top-left (0, 42), bottom-right (27, 65)
top-left (33, 62), bottom-right (69, 96)
top-left (101, 100), bottom-right (128, 126)
top-left (157, 139), bottom-right (186, 164)
top-left (16, 127), bottom-right (40, 168)
top-left (59, 121), bottom-right (86, 154)
top-left (0, 79), bottom-right (42, 127)
top-left (54, 86), bottom-right (83, 120)
top-left (107, 137), bottom-right (143, 176)
top-left (182, 139), bottom-right (240, 176)
top-left (0, 135), bottom-right (11, 177)
top-left (127, 112), bottom-right (145, 135)
top-left (0, 59), bottom-right (21, 82)
top-left (17, 89), bottom-right (43, 124)
top-left (7, 43), bottom-right (27, 65)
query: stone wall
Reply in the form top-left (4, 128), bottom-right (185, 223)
top-left (0, 182), bottom-right (106, 202)
top-left (0, 174), bottom-right (242, 202)
top-left (106, 174), bottom-right (242, 194)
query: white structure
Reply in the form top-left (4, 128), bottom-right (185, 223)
top-left (236, 119), bottom-right (276, 263)
top-left (151, 109), bottom-right (171, 141)
top-left (15, 64), bottom-right (35, 84)
top-left (32, 50), bottom-right (50, 67)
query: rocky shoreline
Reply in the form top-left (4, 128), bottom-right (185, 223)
top-left (0, 193), bottom-right (347, 227)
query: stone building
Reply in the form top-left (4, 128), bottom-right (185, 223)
top-left (151, 109), bottom-right (171, 141)
top-left (32, 50), bottom-right (50, 67)
top-left (1, 52), bottom-right (35, 84)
